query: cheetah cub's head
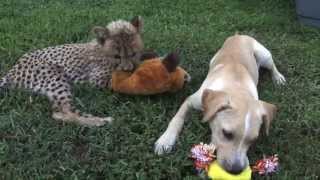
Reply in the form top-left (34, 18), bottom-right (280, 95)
top-left (92, 16), bottom-right (144, 69)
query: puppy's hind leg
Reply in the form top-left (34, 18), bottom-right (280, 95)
top-left (154, 96), bottom-right (195, 155)
top-left (253, 40), bottom-right (286, 85)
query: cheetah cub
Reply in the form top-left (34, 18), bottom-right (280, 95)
top-left (0, 16), bottom-right (144, 126)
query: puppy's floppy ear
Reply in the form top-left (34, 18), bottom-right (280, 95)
top-left (202, 89), bottom-right (230, 122)
top-left (130, 16), bottom-right (143, 33)
top-left (260, 101), bottom-right (277, 136)
top-left (92, 26), bottom-right (110, 45)
top-left (162, 51), bottom-right (180, 72)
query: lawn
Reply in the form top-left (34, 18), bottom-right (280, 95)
top-left (0, 0), bottom-right (319, 179)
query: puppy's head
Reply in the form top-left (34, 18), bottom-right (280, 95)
top-left (202, 89), bottom-right (277, 174)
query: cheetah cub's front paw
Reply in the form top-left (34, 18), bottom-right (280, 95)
top-left (82, 114), bottom-right (113, 127)
top-left (117, 62), bottom-right (134, 71)
top-left (52, 112), bottom-right (113, 127)
top-left (88, 117), bottom-right (113, 126)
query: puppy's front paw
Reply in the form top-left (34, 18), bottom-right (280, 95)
top-left (273, 72), bottom-right (286, 85)
top-left (154, 131), bottom-right (177, 155)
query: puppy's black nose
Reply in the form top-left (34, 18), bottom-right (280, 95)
top-left (228, 163), bottom-right (245, 174)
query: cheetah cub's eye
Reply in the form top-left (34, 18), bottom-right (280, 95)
top-left (114, 55), bottom-right (121, 59)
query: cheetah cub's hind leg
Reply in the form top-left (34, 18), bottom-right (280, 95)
top-left (36, 66), bottom-right (113, 126)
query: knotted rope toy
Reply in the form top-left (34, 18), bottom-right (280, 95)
top-left (190, 143), bottom-right (216, 173)
top-left (190, 143), bottom-right (279, 179)
top-left (252, 154), bottom-right (279, 175)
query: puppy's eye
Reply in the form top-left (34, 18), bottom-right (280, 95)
top-left (222, 129), bottom-right (234, 140)
top-left (114, 55), bottom-right (121, 59)
top-left (131, 52), bottom-right (137, 57)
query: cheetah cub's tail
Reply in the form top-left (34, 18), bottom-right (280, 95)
top-left (0, 76), bottom-right (9, 89)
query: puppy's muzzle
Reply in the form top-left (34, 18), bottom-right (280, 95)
top-left (220, 152), bottom-right (248, 175)
top-left (221, 158), bottom-right (247, 175)
top-left (230, 162), bottom-right (246, 174)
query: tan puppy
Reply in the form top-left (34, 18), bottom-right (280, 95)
top-left (154, 35), bottom-right (286, 174)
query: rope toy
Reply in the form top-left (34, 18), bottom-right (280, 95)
top-left (252, 154), bottom-right (279, 175)
top-left (190, 143), bottom-right (216, 173)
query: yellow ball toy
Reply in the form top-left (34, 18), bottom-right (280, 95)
top-left (208, 161), bottom-right (252, 180)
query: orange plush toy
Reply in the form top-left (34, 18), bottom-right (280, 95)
top-left (112, 51), bottom-right (190, 95)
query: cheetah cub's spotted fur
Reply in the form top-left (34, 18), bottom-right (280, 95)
top-left (0, 17), bottom-right (144, 126)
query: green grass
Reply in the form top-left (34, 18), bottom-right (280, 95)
top-left (0, 0), bottom-right (319, 179)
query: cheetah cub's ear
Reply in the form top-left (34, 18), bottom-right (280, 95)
top-left (92, 26), bottom-right (110, 45)
top-left (130, 16), bottom-right (143, 33)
